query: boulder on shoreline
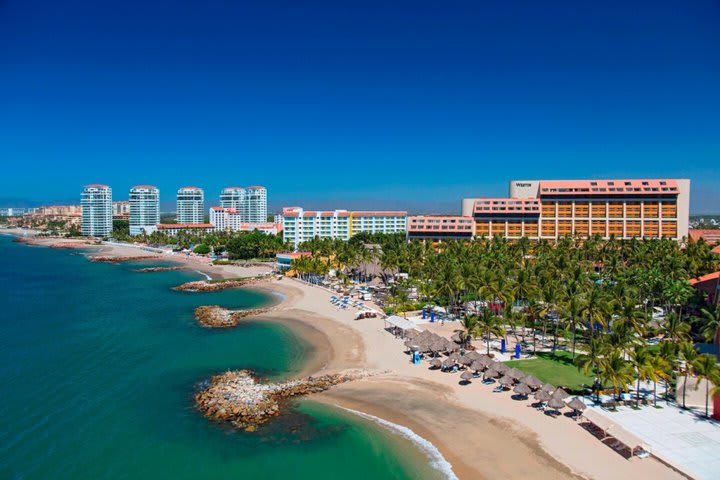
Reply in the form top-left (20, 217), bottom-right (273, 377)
top-left (173, 277), bottom-right (271, 292)
top-left (195, 370), bottom-right (369, 430)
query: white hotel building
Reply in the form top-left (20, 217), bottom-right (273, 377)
top-left (281, 207), bottom-right (407, 248)
top-left (209, 207), bottom-right (280, 235)
top-left (219, 186), bottom-right (267, 223)
top-left (81, 184), bottom-right (113, 237)
top-left (129, 185), bottom-right (160, 236)
top-left (176, 186), bottom-right (204, 224)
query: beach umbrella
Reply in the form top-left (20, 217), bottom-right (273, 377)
top-left (494, 363), bottom-right (510, 374)
top-left (540, 383), bottom-right (555, 393)
top-left (451, 332), bottom-right (462, 343)
top-left (405, 329), bottom-right (419, 339)
top-left (477, 356), bottom-right (494, 368)
top-left (507, 368), bottom-right (525, 380)
top-left (533, 390), bottom-right (552, 402)
top-left (448, 352), bottom-right (462, 362)
top-left (483, 367), bottom-right (500, 379)
top-left (403, 339), bottom-right (415, 348)
top-left (552, 388), bottom-right (569, 400)
top-left (566, 397), bottom-right (587, 415)
top-left (522, 375), bottom-right (543, 389)
top-left (460, 371), bottom-right (474, 382)
top-left (547, 397), bottom-right (566, 411)
top-left (429, 358), bottom-right (442, 368)
top-left (442, 358), bottom-right (456, 369)
top-left (445, 341), bottom-right (461, 352)
top-left (459, 355), bottom-right (475, 366)
top-left (498, 375), bottom-right (514, 386)
top-left (470, 360), bottom-right (485, 372)
top-left (465, 351), bottom-right (482, 361)
top-left (513, 383), bottom-right (532, 396)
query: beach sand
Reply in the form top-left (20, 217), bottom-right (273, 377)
top-left (252, 279), bottom-right (687, 480)
top-left (5, 233), bottom-right (688, 479)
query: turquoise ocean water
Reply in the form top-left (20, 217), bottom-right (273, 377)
top-left (0, 235), bottom-right (444, 479)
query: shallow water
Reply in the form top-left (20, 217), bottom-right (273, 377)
top-left (0, 236), bottom-right (444, 479)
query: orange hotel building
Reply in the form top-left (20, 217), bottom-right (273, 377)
top-left (407, 178), bottom-right (690, 241)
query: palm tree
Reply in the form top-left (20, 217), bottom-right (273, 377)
top-left (574, 337), bottom-right (607, 401)
top-left (647, 353), bottom-right (671, 408)
top-left (662, 312), bottom-right (690, 347)
top-left (629, 346), bottom-right (654, 408)
top-left (692, 354), bottom-right (720, 418)
top-left (700, 306), bottom-right (720, 355)
top-left (562, 294), bottom-right (585, 358)
top-left (598, 351), bottom-right (634, 402)
top-left (457, 315), bottom-right (480, 348)
top-left (678, 341), bottom-right (698, 409)
top-left (477, 309), bottom-right (505, 355)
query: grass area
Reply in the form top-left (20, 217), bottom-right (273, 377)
top-left (505, 350), bottom-right (594, 391)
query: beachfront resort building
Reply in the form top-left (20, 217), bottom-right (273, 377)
top-left (129, 185), bottom-right (160, 236)
top-left (219, 186), bottom-right (267, 224)
top-left (281, 207), bottom-right (407, 247)
top-left (406, 215), bottom-right (476, 241)
top-left (461, 179), bottom-right (690, 241)
top-left (81, 184), bottom-right (113, 237)
top-left (209, 207), bottom-right (281, 235)
top-left (155, 223), bottom-right (215, 237)
top-left (176, 186), bottom-right (204, 224)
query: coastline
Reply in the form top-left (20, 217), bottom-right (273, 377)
top-left (4, 233), bottom-right (689, 480)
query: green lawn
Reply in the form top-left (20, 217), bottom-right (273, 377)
top-left (505, 351), bottom-right (595, 391)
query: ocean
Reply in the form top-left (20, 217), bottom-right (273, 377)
top-left (0, 235), bottom-right (445, 480)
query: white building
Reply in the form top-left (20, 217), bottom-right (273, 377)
top-left (219, 187), bottom-right (246, 211)
top-left (81, 184), bottom-right (113, 237)
top-left (155, 223), bottom-right (215, 236)
top-left (129, 185), bottom-right (160, 236)
top-left (281, 207), bottom-right (407, 248)
top-left (209, 207), bottom-right (280, 235)
top-left (244, 186), bottom-right (267, 223)
top-left (218, 185), bottom-right (267, 223)
top-left (176, 186), bottom-right (204, 224)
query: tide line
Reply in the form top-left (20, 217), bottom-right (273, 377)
top-left (194, 270), bottom-right (212, 281)
top-left (337, 405), bottom-right (459, 480)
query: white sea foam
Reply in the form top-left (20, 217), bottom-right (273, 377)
top-left (195, 270), bottom-right (212, 281)
top-left (337, 406), bottom-right (459, 480)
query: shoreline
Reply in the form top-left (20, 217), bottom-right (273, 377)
top-left (5, 233), bottom-right (690, 480)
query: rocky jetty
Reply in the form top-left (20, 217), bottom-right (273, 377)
top-left (195, 370), bottom-right (368, 430)
top-left (173, 277), bottom-right (270, 292)
top-left (194, 305), bottom-right (274, 328)
top-left (132, 266), bottom-right (184, 273)
top-left (88, 255), bottom-right (158, 263)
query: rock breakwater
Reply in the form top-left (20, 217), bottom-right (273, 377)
top-left (173, 277), bottom-right (270, 292)
top-left (132, 266), bottom-right (184, 273)
top-left (195, 370), bottom-right (370, 430)
top-left (88, 255), bottom-right (158, 263)
top-left (194, 305), bottom-right (275, 328)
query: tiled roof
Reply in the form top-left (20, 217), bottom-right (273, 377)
top-left (689, 271), bottom-right (720, 285)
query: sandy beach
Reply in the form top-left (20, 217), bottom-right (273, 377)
top-left (4, 232), bottom-right (690, 479)
top-left (250, 279), bottom-right (688, 480)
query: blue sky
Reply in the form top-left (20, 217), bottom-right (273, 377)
top-left (1, 0), bottom-right (719, 213)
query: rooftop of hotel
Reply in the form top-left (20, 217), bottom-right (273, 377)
top-left (537, 179), bottom-right (680, 195)
top-left (84, 184), bottom-right (110, 188)
top-left (689, 271), bottom-right (720, 285)
top-left (131, 185), bottom-right (158, 190)
top-left (178, 186), bottom-right (203, 191)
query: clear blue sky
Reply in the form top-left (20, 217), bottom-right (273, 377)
top-left (1, 0), bottom-right (719, 213)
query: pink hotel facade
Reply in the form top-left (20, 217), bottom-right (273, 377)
top-left (408, 178), bottom-right (690, 241)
